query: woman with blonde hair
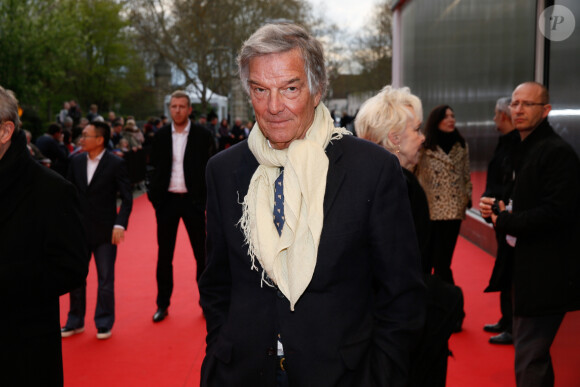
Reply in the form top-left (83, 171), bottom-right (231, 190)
top-left (356, 85), bottom-right (429, 264)
top-left (356, 86), bottom-right (463, 387)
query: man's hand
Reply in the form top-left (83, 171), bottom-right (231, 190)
top-left (112, 228), bottom-right (125, 245)
top-left (479, 197), bottom-right (495, 218)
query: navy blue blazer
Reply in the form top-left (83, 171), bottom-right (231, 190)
top-left (67, 150), bottom-right (133, 246)
top-left (200, 135), bottom-right (426, 386)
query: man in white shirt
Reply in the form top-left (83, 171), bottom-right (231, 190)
top-left (147, 90), bottom-right (216, 323)
top-left (62, 121), bottom-right (133, 340)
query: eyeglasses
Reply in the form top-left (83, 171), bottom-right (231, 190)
top-left (509, 101), bottom-right (546, 109)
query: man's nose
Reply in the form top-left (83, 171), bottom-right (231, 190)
top-left (267, 92), bottom-right (284, 114)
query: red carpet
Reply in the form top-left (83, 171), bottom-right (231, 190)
top-left (60, 195), bottom-right (580, 386)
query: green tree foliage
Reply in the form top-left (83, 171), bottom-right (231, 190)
top-left (0, 0), bottom-right (149, 130)
top-left (66, 0), bottom-right (148, 115)
top-left (0, 0), bottom-right (81, 128)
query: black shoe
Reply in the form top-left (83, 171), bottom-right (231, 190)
top-left (96, 328), bottom-right (112, 340)
top-left (61, 326), bottom-right (85, 338)
top-left (153, 308), bottom-right (168, 323)
top-left (483, 322), bottom-right (504, 333)
top-left (489, 331), bottom-right (513, 345)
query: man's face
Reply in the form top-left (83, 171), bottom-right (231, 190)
top-left (169, 97), bottom-right (192, 127)
top-left (248, 48), bottom-right (321, 150)
top-left (493, 108), bottom-right (511, 135)
top-left (0, 120), bottom-right (15, 160)
top-left (510, 84), bottom-right (551, 137)
top-left (80, 125), bottom-right (104, 153)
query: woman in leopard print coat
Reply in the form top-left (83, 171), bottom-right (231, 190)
top-left (416, 105), bottom-right (472, 286)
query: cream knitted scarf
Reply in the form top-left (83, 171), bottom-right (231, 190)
top-left (239, 103), bottom-right (350, 311)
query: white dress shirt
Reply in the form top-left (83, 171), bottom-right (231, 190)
top-left (168, 121), bottom-right (190, 193)
top-left (87, 149), bottom-right (106, 185)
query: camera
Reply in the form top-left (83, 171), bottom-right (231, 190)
top-left (491, 200), bottom-right (501, 215)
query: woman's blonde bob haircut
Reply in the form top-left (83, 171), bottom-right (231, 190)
top-left (355, 85), bottom-right (422, 153)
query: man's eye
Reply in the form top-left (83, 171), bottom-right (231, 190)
top-left (281, 86), bottom-right (298, 96)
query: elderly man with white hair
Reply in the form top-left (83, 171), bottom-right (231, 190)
top-left (199, 24), bottom-right (426, 387)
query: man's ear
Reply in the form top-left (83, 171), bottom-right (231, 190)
top-left (542, 104), bottom-right (552, 119)
top-left (314, 91), bottom-right (322, 108)
top-left (96, 135), bottom-right (105, 147)
top-left (0, 121), bottom-right (15, 145)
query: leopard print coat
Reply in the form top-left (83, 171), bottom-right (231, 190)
top-left (416, 142), bottom-right (472, 220)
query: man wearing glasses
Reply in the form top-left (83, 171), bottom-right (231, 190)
top-left (480, 82), bottom-right (580, 387)
top-left (61, 121), bottom-right (133, 340)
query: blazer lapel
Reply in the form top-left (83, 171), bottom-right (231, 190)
top-left (89, 151), bottom-right (109, 187)
top-left (234, 145), bottom-right (259, 199)
top-left (323, 140), bottom-right (345, 217)
top-left (77, 155), bottom-right (89, 190)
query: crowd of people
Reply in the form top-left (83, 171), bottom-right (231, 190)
top-left (30, 99), bottom-right (255, 193)
top-left (2, 21), bottom-right (580, 387)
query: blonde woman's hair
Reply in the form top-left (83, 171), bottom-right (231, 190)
top-left (355, 85), bottom-right (422, 153)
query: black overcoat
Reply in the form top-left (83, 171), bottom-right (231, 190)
top-left (0, 131), bottom-right (88, 386)
top-left (496, 119), bottom-right (580, 316)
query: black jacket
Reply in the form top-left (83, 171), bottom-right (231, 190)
top-left (200, 136), bottom-right (426, 386)
top-left (147, 122), bottom-right (216, 208)
top-left (482, 129), bottom-right (520, 292)
top-left (67, 150), bottom-right (133, 246)
top-left (496, 119), bottom-right (580, 316)
top-left (0, 131), bottom-right (88, 386)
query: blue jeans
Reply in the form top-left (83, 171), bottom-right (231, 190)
top-left (66, 243), bottom-right (117, 330)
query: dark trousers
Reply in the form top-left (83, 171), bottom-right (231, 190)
top-left (155, 193), bottom-right (206, 309)
top-left (499, 285), bottom-right (513, 333)
top-left (66, 243), bottom-right (117, 330)
top-left (513, 312), bottom-right (565, 387)
top-left (429, 219), bottom-right (462, 285)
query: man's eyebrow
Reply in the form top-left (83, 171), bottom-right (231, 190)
top-left (248, 77), bottom-right (303, 87)
top-left (285, 78), bottom-right (301, 85)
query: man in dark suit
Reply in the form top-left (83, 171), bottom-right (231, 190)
top-left (35, 122), bottom-right (69, 176)
top-left (199, 23), bottom-right (425, 386)
top-left (483, 82), bottom-right (580, 386)
top-left (61, 120), bottom-right (133, 340)
top-left (0, 85), bottom-right (88, 386)
top-left (480, 96), bottom-right (520, 345)
top-left (147, 90), bottom-right (216, 323)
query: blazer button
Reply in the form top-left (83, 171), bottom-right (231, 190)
top-left (276, 290), bottom-right (285, 299)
